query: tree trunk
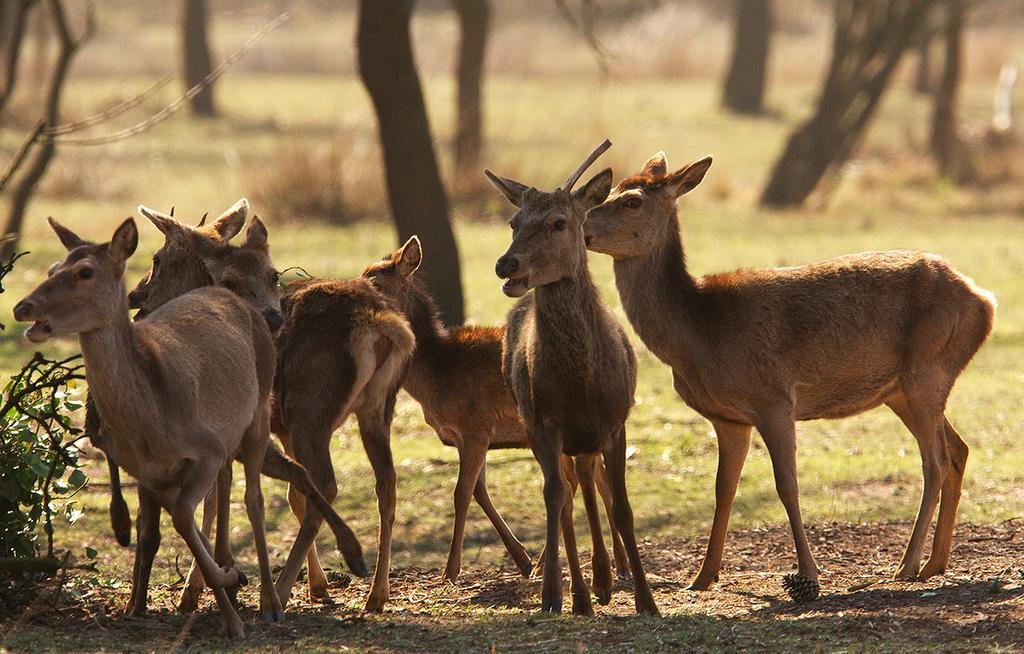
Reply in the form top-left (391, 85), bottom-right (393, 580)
top-left (930, 0), bottom-right (964, 178)
top-left (1, 0), bottom-right (85, 261)
top-left (183, 0), bottom-right (215, 117)
top-left (0, 0), bottom-right (32, 115)
top-left (722, 0), bottom-right (772, 114)
top-left (358, 0), bottom-right (465, 325)
top-left (914, 31), bottom-right (933, 94)
top-left (761, 0), bottom-right (936, 209)
top-left (452, 0), bottom-right (489, 180)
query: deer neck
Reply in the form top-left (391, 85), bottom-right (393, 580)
top-left (400, 282), bottom-right (448, 402)
top-left (533, 261), bottom-right (604, 375)
top-left (79, 295), bottom-right (156, 440)
top-left (612, 211), bottom-right (707, 369)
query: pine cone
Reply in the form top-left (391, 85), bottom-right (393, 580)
top-left (782, 573), bottom-right (820, 602)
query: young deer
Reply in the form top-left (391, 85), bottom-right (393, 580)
top-left (14, 218), bottom-right (284, 637)
top-left (116, 201), bottom-right (367, 616)
top-left (487, 140), bottom-right (658, 616)
top-left (584, 152), bottom-right (996, 598)
top-left (363, 238), bottom-right (629, 599)
top-left (270, 274), bottom-right (414, 611)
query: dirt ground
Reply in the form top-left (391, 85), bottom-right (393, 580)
top-left (2, 520), bottom-right (1022, 652)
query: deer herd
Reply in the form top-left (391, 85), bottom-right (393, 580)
top-left (12, 141), bottom-right (995, 635)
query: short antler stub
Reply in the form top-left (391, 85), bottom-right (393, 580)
top-left (563, 139), bottom-right (612, 192)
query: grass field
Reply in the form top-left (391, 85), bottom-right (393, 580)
top-left (1, 63), bottom-right (1023, 652)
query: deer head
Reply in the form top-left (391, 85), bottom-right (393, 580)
top-left (362, 236), bottom-right (422, 304)
top-left (14, 218), bottom-right (138, 343)
top-left (135, 199), bottom-right (283, 333)
top-left (132, 199), bottom-right (247, 313)
top-left (584, 152), bottom-right (712, 259)
top-left (488, 141), bottom-right (613, 297)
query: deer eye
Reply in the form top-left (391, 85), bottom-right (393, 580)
top-left (78, 267), bottom-right (94, 280)
top-left (551, 219), bottom-right (567, 232)
top-left (625, 197), bottom-right (642, 209)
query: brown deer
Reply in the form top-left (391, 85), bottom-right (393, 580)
top-left (270, 275), bottom-right (414, 611)
top-left (583, 152), bottom-right (996, 599)
top-left (486, 140), bottom-right (659, 616)
top-left (363, 238), bottom-right (629, 600)
top-left (14, 218), bottom-right (284, 637)
top-left (115, 201), bottom-right (367, 616)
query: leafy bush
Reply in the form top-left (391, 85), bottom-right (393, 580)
top-left (0, 252), bottom-right (91, 566)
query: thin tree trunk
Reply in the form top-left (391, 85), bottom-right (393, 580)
top-left (358, 0), bottom-right (465, 325)
top-left (930, 0), bottom-right (964, 178)
top-left (914, 32), bottom-right (933, 94)
top-left (0, 0), bottom-right (31, 115)
top-left (452, 0), bottom-right (489, 179)
top-left (183, 0), bottom-right (215, 117)
top-left (1, 0), bottom-right (87, 261)
top-left (722, 0), bottom-right (772, 114)
top-left (760, 0), bottom-right (936, 209)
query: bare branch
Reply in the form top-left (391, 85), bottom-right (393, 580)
top-left (0, 120), bottom-right (44, 192)
top-left (45, 74), bottom-right (173, 135)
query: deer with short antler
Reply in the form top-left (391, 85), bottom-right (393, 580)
top-left (363, 238), bottom-right (630, 600)
top-left (486, 140), bottom-right (659, 616)
top-left (14, 217), bottom-right (284, 637)
top-left (584, 152), bottom-right (996, 599)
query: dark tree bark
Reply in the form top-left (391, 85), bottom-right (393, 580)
top-left (914, 31), bottom-right (933, 94)
top-left (930, 0), bottom-right (964, 178)
top-left (722, 0), bottom-right (772, 114)
top-left (358, 0), bottom-right (465, 325)
top-left (452, 0), bottom-right (490, 179)
top-left (1, 0), bottom-right (91, 261)
top-left (183, 0), bottom-right (215, 117)
top-left (0, 0), bottom-right (32, 115)
top-left (761, 0), bottom-right (937, 209)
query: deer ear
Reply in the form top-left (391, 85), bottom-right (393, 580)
top-left (47, 217), bottom-right (86, 251)
top-left (641, 152), bottom-right (668, 178)
top-left (484, 170), bottom-right (528, 207)
top-left (245, 215), bottom-right (269, 251)
top-left (572, 167), bottom-right (612, 211)
top-left (137, 204), bottom-right (179, 237)
top-left (666, 156), bottom-right (712, 198)
top-left (211, 198), bottom-right (248, 242)
top-left (109, 218), bottom-right (139, 263)
top-left (396, 236), bottom-right (422, 277)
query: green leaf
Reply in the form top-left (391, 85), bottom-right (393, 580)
top-left (85, 546), bottom-right (97, 559)
top-left (68, 469), bottom-right (87, 488)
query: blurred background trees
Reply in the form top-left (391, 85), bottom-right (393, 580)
top-left (722, 0), bottom-right (773, 114)
top-left (182, 0), bottom-right (216, 117)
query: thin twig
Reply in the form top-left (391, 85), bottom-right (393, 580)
top-left (44, 75), bottom-right (174, 135)
top-left (0, 121), bottom-right (45, 192)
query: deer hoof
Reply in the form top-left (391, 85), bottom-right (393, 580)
top-left (540, 596), bottom-right (562, 614)
top-left (176, 588), bottom-right (201, 614)
top-left (261, 610), bottom-right (286, 623)
top-left (594, 587), bottom-right (612, 606)
top-left (571, 591), bottom-right (594, 617)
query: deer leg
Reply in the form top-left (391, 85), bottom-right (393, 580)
top-left (595, 459), bottom-right (629, 579)
top-left (535, 455), bottom-right (578, 576)
top-left (576, 453), bottom-right (613, 606)
top-left (603, 425), bottom-right (659, 615)
top-left (920, 418), bottom-right (968, 579)
top-left (107, 460), bottom-right (132, 547)
top-left (275, 424), bottom-right (337, 608)
top-left (124, 486), bottom-right (161, 616)
top-left (533, 423), bottom-right (565, 614)
top-left (886, 391), bottom-right (949, 580)
top-left (690, 419), bottom-right (752, 591)
top-left (356, 406), bottom-right (397, 613)
top-left (560, 456), bottom-right (593, 616)
top-left (178, 485), bottom-right (218, 613)
top-left (167, 459), bottom-right (245, 639)
top-left (443, 437), bottom-right (488, 582)
top-left (759, 414), bottom-right (818, 582)
top-left (473, 462), bottom-right (533, 577)
top-left (242, 410), bottom-right (286, 623)
top-left (277, 430), bottom-right (332, 603)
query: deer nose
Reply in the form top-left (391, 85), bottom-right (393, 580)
top-left (13, 300), bottom-right (34, 321)
top-left (263, 309), bottom-right (283, 334)
top-left (495, 254), bottom-right (519, 279)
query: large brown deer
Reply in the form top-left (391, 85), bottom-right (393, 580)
top-left (14, 218), bottom-right (284, 637)
top-left (583, 152), bottom-right (996, 599)
top-left (486, 140), bottom-right (659, 616)
top-left (363, 238), bottom-right (629, 601)
top-left (270, 275), bottom-right (414, 611)
top-left (114, 201), bottom-right (367, 616)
